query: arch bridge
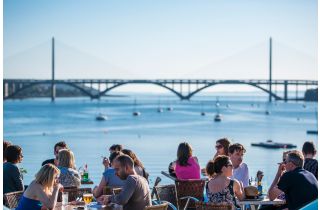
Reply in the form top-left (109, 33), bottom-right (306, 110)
top-left (3, 79), bottom-right (318, 101)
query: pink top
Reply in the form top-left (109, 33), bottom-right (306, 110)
top-left (175, 156), bottom-right (201, 180)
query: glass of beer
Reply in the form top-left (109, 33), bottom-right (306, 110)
top-left (83, 193), bottom-right (93, 209)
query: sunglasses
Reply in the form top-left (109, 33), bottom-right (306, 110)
top-left (215, 145), bottom-right (223, 149)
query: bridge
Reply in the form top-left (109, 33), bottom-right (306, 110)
top-left (3, 79), bottom-right (317, 101)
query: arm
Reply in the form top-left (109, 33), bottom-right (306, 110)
top-left (268, 163), bottom-right (285, 201)
top-left (12, 165), bottom-right (24, 191)
top-left (93, 176), bottom-right (107, 198)
top-left (242, 164), bottom-right (249, 187)
top-left (110, 177), bottom-right (136, 205)
top-left (233, 179), bottom-right (245, 201)
top-left (36, 184), bottom-right (62, 209)
top-left (73, 171), bottom-right (81, 187)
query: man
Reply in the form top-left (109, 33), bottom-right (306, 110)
top-left (228, 143), bottom-right (249, 187)
top-left (99, 155), bottom-right (151, 210)
top-left (302, 141), bottom-right (318, 179)
top-left (42, 141), bottom-right (68, 166)
top-left (268, 150), bottom-right (318, 210)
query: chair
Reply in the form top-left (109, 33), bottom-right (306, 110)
top-left (145, 202), bottom-right (169, 210)
top-left (155, 184), bottom-right (177, 208)
top-left (195, 202), bottom-right (232, 210)
top-left (57, 187), bottom-right (92, 202)
top-left (4, 190), bottom-right (24, 208)
top-left (103, 186), bottom-right (123, 195)
top-left (175, 179), bottom-right (206, 210)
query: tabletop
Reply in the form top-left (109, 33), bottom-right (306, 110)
top-left (238, 198), bottom-right (286, 210)
top-left (55, 202), bottom-right (123, 210)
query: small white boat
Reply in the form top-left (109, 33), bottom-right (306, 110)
top-left (167, 107), bottom-right (173, 111)
top-left (96, 113), bottom-right (107, 121)
top-left (157, 108), bottom-right (163, 113)
top-left (251, 140), bottom-right (297, 149)
top-left (214, 114), bottom-right (222, 122)
top-left (133, 111), bottom-right (141, 116)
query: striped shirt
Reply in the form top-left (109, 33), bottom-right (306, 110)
top-left (304, 158), bottom-right (318, 179)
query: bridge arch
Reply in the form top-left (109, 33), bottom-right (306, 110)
top-left (186, 81), bottom-right (282, 100)
top-left (98, 81), bottom-right (185, 99)
top-left (4, 81), bottom-right (95, 99)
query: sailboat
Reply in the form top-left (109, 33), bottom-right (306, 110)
top-left (307, 108), bottom-right (318, 135)
top-left (132, 99), bottom-right (141, 116)
top-left (200, 101), bottom-right (206, 116)
top-left (214, 98), bottom-right (222, 122)
top-left (157, 99), bottom-right (163, 113)
top-left (95, 100), bottom-right (107, 121)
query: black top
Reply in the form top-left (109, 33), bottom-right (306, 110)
top-left (278, 167), bottom-right (318, 210)
top-left (304, 158), bottom-right (318, 179)
top-left (41, 158), bottom-right (55, 166)
top-left (3, 162), bottom-right (24, 194)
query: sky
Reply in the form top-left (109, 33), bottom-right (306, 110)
top-left (3, 0), bottom-right (318, 92)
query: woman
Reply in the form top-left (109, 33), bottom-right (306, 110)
top-left (174, 142), bottom-right (200, 180)
top-left (3, 145), bottom-right (24, 194)
top-left (122, 149), bottom-right (149, 180)
top-left (214, 138), bottom-right (231, 158)
top-left (57, 149), bottom-right (81, 188)
top-left (206, 155), bottom-right (244, 208)
top-left (16, 164), bottom-right (63, 210)
top-left (93, 151), bottom-right (125, 198)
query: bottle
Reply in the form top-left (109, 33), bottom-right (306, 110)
top-left (257, 180), bottom-right (263, 196)
top-left (83, 164), bottom-right (89, 181)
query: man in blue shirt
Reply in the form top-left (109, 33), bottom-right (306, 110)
top-left (268, 150), bottom-right (318, 210)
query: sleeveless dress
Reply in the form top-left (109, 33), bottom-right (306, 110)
top-left (175, 157), bottom-right (201, 180)
top-left (206, 179), bottom-right (239, 208)
top-left (16, 195), bottom-right (42, 210)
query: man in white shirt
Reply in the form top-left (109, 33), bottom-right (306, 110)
top-left (229, 143), bottom-right (249, 187)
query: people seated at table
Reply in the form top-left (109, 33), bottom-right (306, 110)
top-left (229, 143), bottom-right (249, 187)
top-left (173, 142), bottom-right (201, 180)
top-left (93, 151), bottom-right (125, 198)
top-left (214, 138), bottom-right (231, 158)
top-left (268, 150), bottom-right (318, 210)
top-left (42, 141), bottom-right (68, 166)
top-left (302, 141), bottom-right (318, 179)
top-left (3, 140), bottom-right (12, 163)
top-left (98, 155), bottom-right (151, 210)
top-left (122, 149), bottom-right (149, 181)
top-left (16, 164), bottom-right (63, 210)
top-left (205, 155), bottom-right (244, 208)
top-left (4, 145), bottom-right (24, 194)
top-left (57, 149), bottom-right (81, 188)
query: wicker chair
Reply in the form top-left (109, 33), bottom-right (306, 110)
top-left (175, 179), bottom-right (206, 210)
top-left (195, 202), bottom-right (232, 210)
top-left (145, 202), bottom-right (169, 210)
top-left (155, 184), bottom-right (177, 208)
top-left (57, 187), bottom-right (92, 202)
top-left (4, 190), bottom-right (24, 208)
top-left (103, 186), bottom-right (123, 195)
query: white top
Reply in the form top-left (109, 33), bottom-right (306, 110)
top-left (231, 162), bottom-right (249, 187)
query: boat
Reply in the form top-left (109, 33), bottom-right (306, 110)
top-left (251, 140), bottom-right (297, 149)
top-left (214, 114), bottom-right (222, 122)
top-left (201, 112), bottom-right (206, 116)
top-left (157, 108), bottom-right (163, 113)
top-left (96, 113), bottom-right (107, 121)
top-left (167, 107), bottom-right (173, 111)
top-left (132, 111), bottom-right (141, 116)
top-left (265, 111), bottom-right (270, 115)
top-left (307, 130), bottom-right (318, 135)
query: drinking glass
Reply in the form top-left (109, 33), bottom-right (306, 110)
top-left (83, 193), bottom-right (93, 209)
top-left (62, 192), bottom-right (68, 206)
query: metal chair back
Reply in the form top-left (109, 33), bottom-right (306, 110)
top-left (4, 190), bottom-right (24, 208)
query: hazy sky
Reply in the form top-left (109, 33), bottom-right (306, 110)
top-left (4, 0), bottom-right (318, 84)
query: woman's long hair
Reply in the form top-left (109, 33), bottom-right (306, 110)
top-left (58, 149), bottom-right (76, 169)
top-left (122, 149), bottom-right (144, 168)
top-left (35, 164), bottom-right (60, 189)
top-left (177, 142), bottom-right (192, 166)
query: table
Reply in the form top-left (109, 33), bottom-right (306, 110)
top-left (55, 202), bottom-right (122, 210)
top-left (238, 198), bottom-right (286, 210)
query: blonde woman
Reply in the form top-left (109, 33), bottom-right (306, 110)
top-left (57, 149), bottom-right (81, 188)
top-left (16, 164), bottom-right (63, 210)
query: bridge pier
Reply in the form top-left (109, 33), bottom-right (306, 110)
top-left (284, 80), bottom-right (288, 102)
